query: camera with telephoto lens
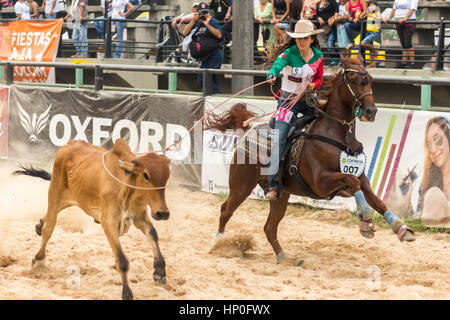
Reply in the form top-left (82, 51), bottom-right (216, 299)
top-left (199, 10), bottom-right (208, 21)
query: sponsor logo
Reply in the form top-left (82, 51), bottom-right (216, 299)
top-left (18, 103), bottom-right (52, 143)
top-left (339, 151), bottom-right (366, 177)
top-left (207, 132), bottom-right (237, 154)
top-left (16, 107), bottom-right (193, 161)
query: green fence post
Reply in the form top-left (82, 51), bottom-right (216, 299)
top-left (0, 65), bottom-right (4, 83)
top-left (168, 72), bottom-right (177, 94)
top-left (420, 84), bottom-right (431, 110)
top-left (75, 68), bottom-right (83, 88)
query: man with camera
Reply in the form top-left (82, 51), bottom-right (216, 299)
top-left (183, 2), bottom-right (224, 94)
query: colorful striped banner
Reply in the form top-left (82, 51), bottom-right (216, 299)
top-left (382, 110), bottom-right (415, 202)
top-left (367, 136), bottom-right (382, 181)
top-left (377, 144), bottom-right (397, 197)
top-left (371, 115), bottom-right (397, 191)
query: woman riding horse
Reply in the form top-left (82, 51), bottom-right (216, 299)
top-left (265, 19), bottom-right (325, 201)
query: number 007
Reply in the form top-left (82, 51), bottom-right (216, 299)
top-left (344, 166), bottom-right (359, 174)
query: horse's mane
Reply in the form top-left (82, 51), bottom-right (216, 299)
top-left (203, 103), bottom-right (256, 132)
top-left (317, 55), bottom-right (363, 108)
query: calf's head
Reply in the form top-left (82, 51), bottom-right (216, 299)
top-left (114, 139), bottom-right (171, 220)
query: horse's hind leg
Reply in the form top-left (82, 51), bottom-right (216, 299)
top-left (360, 174), bottom-right (415, 242)
top-left (218, 164), bottom-right (259, 235)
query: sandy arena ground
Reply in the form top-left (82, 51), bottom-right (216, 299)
top-left (0, 163), bottom-right (449, 300)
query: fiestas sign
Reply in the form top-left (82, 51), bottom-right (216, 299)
top-left (0, 20), bottom-right (63, 83)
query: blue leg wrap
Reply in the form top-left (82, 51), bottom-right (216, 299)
top-left (354, 190), bottom-right (372, 221)
top-left (383, 210), bottom-right (401, 227)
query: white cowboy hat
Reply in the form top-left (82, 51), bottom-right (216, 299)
top-left (286, 20), bottom-right (325, 38)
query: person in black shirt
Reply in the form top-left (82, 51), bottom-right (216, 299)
top-left (313, 0), bottom-right (338, 51)
top-left (208, 0), bottom-right (231, 21)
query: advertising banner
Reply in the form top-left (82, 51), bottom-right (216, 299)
top-left (202, 96), bottom-right (450, 227)
top-left (8, 86), bottom-right (204, 188)
top-left (0, 86), bottom-right (9, 159)
top-left (0, 20), bottom-right (63, 83)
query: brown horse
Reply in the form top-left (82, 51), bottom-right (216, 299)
top-left (204, 55), bottom-right (415, 263)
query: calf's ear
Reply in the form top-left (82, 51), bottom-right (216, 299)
top-left (118, 159), bottom-right (140, 175)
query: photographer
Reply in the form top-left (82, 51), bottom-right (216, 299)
top-left (183, 2), bottom-right (223, 94)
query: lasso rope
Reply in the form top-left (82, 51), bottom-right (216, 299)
top-left (102, 78), bottom-right (274, 190)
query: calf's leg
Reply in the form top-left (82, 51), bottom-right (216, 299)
top-left (134, 213), bottom-right (167, 284)
top-left (101, 210), bottom-right (133, 300)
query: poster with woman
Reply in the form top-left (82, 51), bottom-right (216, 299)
top-left (386, 112), bottom-right (450, 228)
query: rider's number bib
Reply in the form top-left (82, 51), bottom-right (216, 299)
top-left (275, 107), bottom-right (294, 124)
top-left (339, 151), bottom-right (366, 177)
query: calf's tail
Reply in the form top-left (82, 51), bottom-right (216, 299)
top-left (12, 165), bottom-right (52, 181)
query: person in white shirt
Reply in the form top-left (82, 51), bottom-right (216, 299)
top-left (15, 0), bottom-right (31, 20)
top-left (384, 0), bottom-right (418, 68)
top-left (41, 0), bottom-right (61, 19)
top-left (110, 0), bottom-right (134, 58)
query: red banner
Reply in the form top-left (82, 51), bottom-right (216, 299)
top-left (0, 20), bottom-right (63, 83)
top-left (0, 87), bottom-right (9, 158)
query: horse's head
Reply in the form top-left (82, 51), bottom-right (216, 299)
top-left (339, 54), bottom-right (377, 122)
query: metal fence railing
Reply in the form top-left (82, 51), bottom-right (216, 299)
top-left (0, 17), bottom-right (448, 70)
top-left (1, 61), bottom-right (450, 102)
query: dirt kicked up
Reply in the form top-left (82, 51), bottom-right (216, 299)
top-left (0, 163), bottom-right (449, 300)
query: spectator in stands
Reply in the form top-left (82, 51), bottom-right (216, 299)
top-left (314, 0), bottom-right (338, 51)
top-left (344, 0), bottom-right (366, 49)
top-left (41, 0), bottom-right (60, 19)
top-left (64, 0), bottom-right (89, 58)
top-left (384, 0), bottom-right (418, 68)
top-left (289, 0), bottom-right (303, 21)
top-left (27, 0), bottom-right (39, 19)
top-left (183, 2), bottom-right (223, 94)
top-left (15, 0), bottom-right (30, 19)
top-left (361, 0), bottom-right (381, 68)
top-left (335, 0), bottom-right (350, 52)
top-left (255, 0), bottom-right (276, 47)
top-left (94, 0), bottom-right (113, 38)
top-left (111, 0), bottom-right (135, 58)
top-left (208, 0), bottom-right (231, 22)
top-left (171, 2), bottom-right (198, 29)
top-left (271, 0), bottom-right (290, 44)
top-left (300, 0), bottom-right (319, 20)
top-left (1, 0), bottom-right (13, 8)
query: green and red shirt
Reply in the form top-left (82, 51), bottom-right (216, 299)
top-left (267, 45), bottom-right (324, 93)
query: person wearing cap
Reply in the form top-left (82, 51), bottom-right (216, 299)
top-left (265, 19), bottom-right (324, 201)
top-left (171, 2), bottom-right (199, 29)
top-left (183, 1), bottom-right (224, 94)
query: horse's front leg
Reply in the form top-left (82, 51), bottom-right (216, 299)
top-left (359, 174), bottom-right (415, 242)
top-left (318, 171), bottom-right (376, 238)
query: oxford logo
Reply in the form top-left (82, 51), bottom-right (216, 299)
top-left (18, 103), bottom-right (52, 143)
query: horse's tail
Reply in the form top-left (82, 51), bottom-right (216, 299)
top-left (203, 103), bottom-right (256, 132)
top-left (12, 165), bottom-right (51, 181)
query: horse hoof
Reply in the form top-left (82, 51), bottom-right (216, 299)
top-left (359, 220), bottom-right (375, 239)
top-left (398, 225), bottom-right (415, 242)
top-left (122, 287), bottom-right (134, 300)
top-left (360, 229), bottom-right (375, 239)
top-left (153, 273), bottom-right (167, 285)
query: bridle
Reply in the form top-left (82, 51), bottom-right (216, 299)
top-left (342, 67), bottom-right (374, 120)
top-left (304, 66), bottom-right (374, 155)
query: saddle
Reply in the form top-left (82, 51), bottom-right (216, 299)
top-left (236, 114), bottom-right (320, 198)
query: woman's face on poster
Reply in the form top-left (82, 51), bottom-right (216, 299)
top-left (427, 123), bottom-right (449, 168)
